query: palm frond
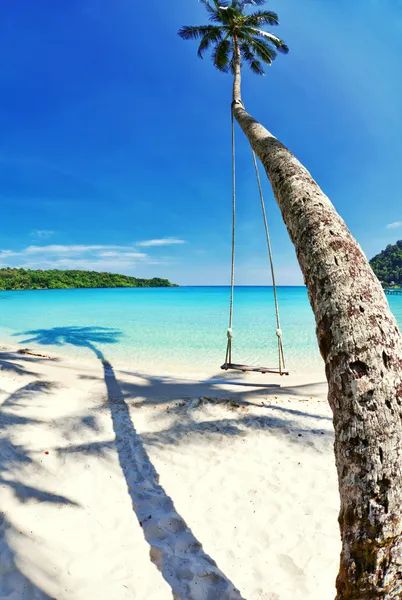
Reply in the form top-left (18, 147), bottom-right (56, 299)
top-left (200, 0), bottom-right (219, 21)
top-left (240, 42), bottom-right (265, 74)
top-left (179, 0), bottom-right (289, 76)
top-left (203, 0), bottom-right (232, 23)
top-left (244, 35), bottom-right (277, 64)
top-left (212, 38), bottom-right (231, 72)
top-left (197, 27), bottom-right (224, 58)
top-left (247, 27), bottom-right (289, 53)
top-left (216, 5), bottom-right (241, 26)
top-left (212, 0), bottom-right (231, 15)
top-left (249, 58), bottom-right (264, 74)
top-left (240, 42), bottom-right (254, 62)
top-left (178, 25), bottom-right (218, 41)
top-left (244, 10), bottom-right (279, 27)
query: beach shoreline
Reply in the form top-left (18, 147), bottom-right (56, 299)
top-left (0, 330), bottom-right (326, 383)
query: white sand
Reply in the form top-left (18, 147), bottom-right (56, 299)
top-left (0, 349), bottom-right (340, 600)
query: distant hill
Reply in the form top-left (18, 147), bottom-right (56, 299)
top-left (370, 241), bottom-right (402, 286)
top-left (0, 268), bottom-right (177, 291)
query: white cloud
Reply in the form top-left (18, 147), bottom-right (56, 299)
top-left (387, 221), bottom-right (402, 229)
top-left (137, 237), bottom-right (186, 247)
top-left (97, 251), bottom-right (119, 257)
top-left (0, 242), bottom-right (177, 274)
top-left (0, 242), bottom-right (171, 276)
top-left (30, 230), bottom-right (55, 239)
top-left (26, 244), bottom-right (107, 254)
top-left (0, 250), bottom-right (20, 257)
top-left (54, 258), bottom-right (138, 270)
top-left (98, 251), bottom-right (148, 259)
top-left (122, 252), bottom-right (148, 258)
top-left (25, 244), bottom-right (138, 255)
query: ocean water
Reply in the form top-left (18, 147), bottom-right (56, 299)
top-left (0, 286), bottom-right (401, 374)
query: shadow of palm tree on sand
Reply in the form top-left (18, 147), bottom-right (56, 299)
top-left (16, 326), bottom-right (245, 600)
top-left (0, 353), bottom-right (77, 599)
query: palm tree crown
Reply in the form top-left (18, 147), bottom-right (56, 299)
top-left (178, 0), bottom-right (288, 75)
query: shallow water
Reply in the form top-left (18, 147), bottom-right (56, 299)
top-left (0, 286), bottom-right (400, 373)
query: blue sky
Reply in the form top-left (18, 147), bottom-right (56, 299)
top-left (0, 0), bottom-right (402, 285)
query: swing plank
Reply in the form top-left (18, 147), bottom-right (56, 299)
top-left (221, 362), bottom-right (289, 375)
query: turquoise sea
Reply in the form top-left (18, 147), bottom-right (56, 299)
top-left (0, 287), bottom-right (401, 373)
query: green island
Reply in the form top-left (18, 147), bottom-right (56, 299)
top-left (0, 268), bottom-right (177, 291)
top-left (370, 240), bottom-right (402, 287)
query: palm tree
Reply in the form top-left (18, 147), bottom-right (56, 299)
top-left (179, 2), bottom-right (402, 599)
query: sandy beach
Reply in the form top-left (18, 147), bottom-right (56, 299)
top-left (0, 348), bottom-right (340, 600)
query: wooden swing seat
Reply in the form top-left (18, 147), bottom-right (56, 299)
top-left (221, 113), bottom-right (289, 377)
top-left (221, 362), bottom-right (289, 375)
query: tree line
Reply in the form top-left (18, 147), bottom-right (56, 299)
top-left (0, 268), bottom-right (176, 290)
top-left (370, 240), bottom-right (402, 286)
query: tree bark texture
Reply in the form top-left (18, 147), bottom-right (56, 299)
top-left (231, 49), bottom-right (402, 599)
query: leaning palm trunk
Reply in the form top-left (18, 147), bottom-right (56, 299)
top-left (232, 43), bottom-right (402, 600)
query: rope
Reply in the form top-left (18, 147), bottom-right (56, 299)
top-left (250, 148), bottom-right (286, 374)
top-left (224, 103), bottom-right (286, 374)
top-left (225, 106), bottom-right (236, 366)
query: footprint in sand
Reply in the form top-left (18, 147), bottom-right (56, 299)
top-left (277, 554), bottom-right (307, 594)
